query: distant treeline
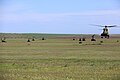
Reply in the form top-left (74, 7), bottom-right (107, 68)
top-left (0, 33), bottom-right (57, 39)
top-left (0, 33), bottom-right (119, 39)
top-left (0, 33), bottom-right (84, 39)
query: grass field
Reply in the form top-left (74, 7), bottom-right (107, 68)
top-left (0, 34), bottom-right (120, 80)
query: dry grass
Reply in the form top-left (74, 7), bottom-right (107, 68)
top-left (0, 37), bottom-right (120, 80)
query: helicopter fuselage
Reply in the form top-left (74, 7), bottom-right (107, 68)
top-left (101, 27), bottom-right (109, 38)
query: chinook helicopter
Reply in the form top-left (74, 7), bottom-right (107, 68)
top-left (90, 24), bottom-right (119, 39)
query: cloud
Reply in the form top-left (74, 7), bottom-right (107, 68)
top-left (66, 10), bottom-right (120, 16)
top-left (1, 10), bottom-right (120, 24)
top-left (1, 2), bottom-right (27, 13)
top-left (1, 0), bottom-right (120, 24)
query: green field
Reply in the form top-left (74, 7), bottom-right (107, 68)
top-left (0, 34), bottom-right (120, 80)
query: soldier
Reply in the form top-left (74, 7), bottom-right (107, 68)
top-left (1, 37), bottom-right (6, 43)
top-left (79, 38), bottom-right (82, 41)
top-left (91, 34), bottom-right (96, 41)
top-left (27, 39), bottom-right (30, 42)
top-left (82, 37), bottom-right (86, 41)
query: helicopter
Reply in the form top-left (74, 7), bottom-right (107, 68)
top-left (90, 24), bottom-right (119, 39)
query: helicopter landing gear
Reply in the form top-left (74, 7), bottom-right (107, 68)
top-left (101, 33), bottom-right (110, 39)
top-left (107, 35), bottom-right (109, 39)
top-left (101, 35), bottom-right (109, 39)
top-left (105, 35), bottom-right (109, 39)
top-left (101, 36), bottom-right (103, 38)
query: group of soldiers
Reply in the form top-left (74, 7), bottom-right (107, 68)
top-left (73, 34), bottom-right (96, 42)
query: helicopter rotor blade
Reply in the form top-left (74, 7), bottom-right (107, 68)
top-left (90, 24), bottom-right (120, 28)
top-left (89, 24), bottom-right (104, 27)
top-left (107, 25), bottom-right (119, 28)
top-left (107, 25), bottom-right (117, 28)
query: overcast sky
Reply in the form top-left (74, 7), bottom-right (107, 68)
top-left (0, 0), bottom-right (120, 34)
